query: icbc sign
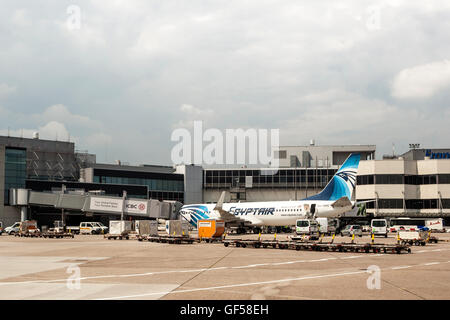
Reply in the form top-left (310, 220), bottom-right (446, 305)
top-left (125, 201), bottom-right (147, 213)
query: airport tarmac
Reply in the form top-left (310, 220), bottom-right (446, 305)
top-left (0, 232), bottom-right (450, 300)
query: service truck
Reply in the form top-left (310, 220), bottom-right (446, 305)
top-left (316, 218), bottom-right (338, 235)
top-left (295, 219), bottom-right (320, 240)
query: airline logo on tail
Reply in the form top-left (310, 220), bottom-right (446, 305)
top-left (180, 204), bottom-right (211, 227)
top-left (305, 153), bottom-right (360, 201)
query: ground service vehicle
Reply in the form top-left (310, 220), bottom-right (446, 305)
top-left (398, 230), bottom-right (428, 246)
top-left (5, 222), bottom-right (20, 235)
top-left (67, 222), bottom-right (105, 234)
top-left (316, 218), bottom-right (338, 235)
top-left (390, 218), bottom-right (444, 232)
top-left (80, 222), bottom-right (103, 234)
top-left (94, 222), bottom-right (108, 233)
top-left (18, 220), bottom-right (40, 235)
top-left (296, 219), bottom-right (320, 239)
top-left (371, 219), bottom-right (388, 237)
top-left (341, 225), bottom-right (362, 237)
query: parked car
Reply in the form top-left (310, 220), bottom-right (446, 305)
top-left (340, 225), bottom-right (363, 237)
top-left (4, 222), bottom-right (21, 235)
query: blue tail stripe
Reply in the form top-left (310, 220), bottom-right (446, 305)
top-left (304, 153), bottom-right (360, 201)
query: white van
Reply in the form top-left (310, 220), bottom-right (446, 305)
top-left (316, 218), bottom-right (338, 235)
top-left (5, 222), bottom-right (20, 235)
top-left (296, 219), bottom-right (320, 239)
top-left (371, 219), bottom-right (388, 237)
top-left (79, 222), bottom-right (103, 234)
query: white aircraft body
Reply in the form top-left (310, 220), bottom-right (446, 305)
top-left (180, 153), bottom-right (361, 228)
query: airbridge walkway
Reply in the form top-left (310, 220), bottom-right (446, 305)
top-left (9, 188), bottom-right (182, 221)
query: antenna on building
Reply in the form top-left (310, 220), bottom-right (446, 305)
top-left (7, 127), bottom-right (10, 137)
top-left (392, 143), bottom-right (395, 157)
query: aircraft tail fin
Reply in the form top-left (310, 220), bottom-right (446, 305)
top-left (305, 153), bottom-right (360, 201)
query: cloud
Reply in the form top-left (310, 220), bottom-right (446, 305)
top-left (1, 1), bottom-right (450, 163)
top-left (0, 121), bottom-right (70, 141)
top-left (281, 89), bottom-right (449, 156)
top-left (38, 121), bottom-right (71, 141)
top-left (39, 104), bottom-right (97, 128)
top-left (0, 83), bottom-right (16, 99)
top-left (173, 104), bottom-right (214, 129)
top-left (11, 9), bottom-right (31, 28)
top-left (391, 60), bottom-right (450, 99)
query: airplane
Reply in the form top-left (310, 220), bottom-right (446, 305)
top-left (180, 153), bottom-right (361, 232)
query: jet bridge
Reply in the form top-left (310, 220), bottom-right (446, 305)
top-left (9, 188), bottom-right (182, 221)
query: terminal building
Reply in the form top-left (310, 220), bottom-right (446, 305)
top-left (2, 132), bottom-right (450, 228)
top-left (203, 144), bottom-right (376, 203)
top-left (0, 135), bottom-right (198, 227)
top-left (356, 148), bottom-right (450, 220)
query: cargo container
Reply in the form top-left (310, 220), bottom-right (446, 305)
top-left (198, 219), bottom-right (225, 240)
top-left (165, 220), bottom-right (189, 236)
top-left (109, 220), bottom-right (133, 237)
top-left (135, 220), bottom-right (158, 236)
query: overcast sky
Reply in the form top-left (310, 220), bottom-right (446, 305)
top-left (1, 0), bottom-right (449, 165)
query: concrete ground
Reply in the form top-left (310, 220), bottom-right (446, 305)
top-left (0, 232), bottom-right (449, 300)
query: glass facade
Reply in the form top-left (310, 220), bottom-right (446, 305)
top-left (361, 198), bottom-right (450, 209)
top-left (4, 148), bottom-right (27, 204)
top-left (93, 175), bottom-right (184, 192)
top-left (204, 168), bottom-right (336, 189)
top-left (357, 174), bottom-right (445, 185)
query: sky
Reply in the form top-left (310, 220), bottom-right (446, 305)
top-left (1, 0), bottom-right (450, 166)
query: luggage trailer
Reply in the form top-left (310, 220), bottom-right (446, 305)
top-left (138, 234), bottom-right (196, 244)
top-left (222, 238), bottom-right (412, 254)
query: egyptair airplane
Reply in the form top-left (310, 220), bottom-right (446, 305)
top-left (180, 153), bottom-right (361, 229)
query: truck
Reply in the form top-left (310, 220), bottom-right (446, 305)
top-left (295, 219), bottom-right (320, 240)
top-left (66, 222), bottom-right (107, 234)
top-left (17, 220), bottom-right (40, 236)
top-left (315, 218), bottom-right (338, 235)
top-left (371, 219), bottom-right (388, 238)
